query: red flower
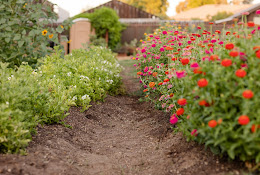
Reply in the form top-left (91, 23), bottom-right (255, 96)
top-left (221, 59), bottom-right (232, 67)
top-left (163, 78), bottom-right (169, 82)
top-left (158, 82), bottom-right (163, 85)
top-left (194, 67), bottom-right (203, 74)
top-left (209, 22), bottom-right (214, 25)
top-left (165, 71), bottom-right (169, 75)
top-left (197, 26), bottom-right (201, 29)
top-left (226, 31), bottom-right (231, 35)
top-left (242, 90), bottom-right (254, 99)
top-left (208, 120), bottom-right (217, 128)
top-left (181, 58), bottom-right (190, 65)
top-left (229, 51), bottom-right (239, 57)
top-left (235, 69), bottom-right (246, 78)
top-left (210, 55), bottom-right (218, 61)
top-left (247, 21), bottom-right (255, 27)
top-left (177, 98), bottom-right (187, 106)
top-left (197, 78), bottom-right (208, 88)
top-left (251, 124), bottom-right (260, 133)
top-left (238, 115), bottom-right (250, 125)
top-left (225, 43), bottom-right (234, 50)
top-left (176, 108), bottom-right (184, 116)
top-left (256, 51), bottom-right (260, 59)
top-left (199, 100), bottom-right (207, 106)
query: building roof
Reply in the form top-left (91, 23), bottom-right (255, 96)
top-left (173, 4), bottom-right (252, 21)
top-left (84, 0), bottom-right (159, 19)
top-left (216, 3), bottom-right (260, 23)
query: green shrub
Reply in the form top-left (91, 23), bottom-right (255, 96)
top-left (0, 46), bottom-right (122, 153)
top-left (0, 0), bottom-right (72, 67)
top-left (73, 7), bottom-right (125, 50)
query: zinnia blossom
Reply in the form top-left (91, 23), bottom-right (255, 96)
top-left (170, 114), bottom-right (178, 124)
top-left (176, 71), bottom-right (186, 79)
top-left (238, 115), bottom-right (250, 125)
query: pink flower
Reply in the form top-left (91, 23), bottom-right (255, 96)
top-left (190, 62), bottom-right (199, 70)
top-left (141, 49), bottom-right (146, 53)
top-left (191, 129), bottom-right (198, 136)
top-left (211, 39), bottom-right (217, 43)
top-left (162, 103), bottom-right (166, 108)
top-left (187, 40), bottom-right (192, 44)
top-left (159, 95), bottom-right (165, 101)
top-left (144, 85), bottom-right (147, 88)
top-left (167, 84), bottom-right (173, 89)
top-left (242, 12), bottom-right (249, 15)
top-left (143, 54), bottom-right (147, 58)
top-left (218, 41), bottom-right (224, 45)
top-left (256, 10), bottom-right (260, 15)
top-left (251, 29), bottom-right (256, 34)
top-left (168, 74), bottom-right (174, 79)
top-left (170, 114), bottom-right (178, 125)
top-left (166, 104), bottom-right (174, 112)
top-left (178, 43), bottom-right (183, 46)
top-left (152, 44), bottom-right (156, 47)
top-left (144, 67), bottom-right (149, 72)
top-left (176, 71), bottom-right (186, 79)
top-left (162, 31), bottom-right (167, 35)
top-left (160, 47), bottom-right (165, 52)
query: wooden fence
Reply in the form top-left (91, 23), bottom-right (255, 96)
top-left (120, 20), bottom-right (230, 44)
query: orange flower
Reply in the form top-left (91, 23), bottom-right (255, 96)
top-left (208, 120), bottom-right (217, 128)
top-left (235, 69), bottom-right (246, 78)
top-left (152, 72), bottom-right (158, 77)
top-left (221, 59), bottom-right (232, 67)
top-left (149, 82), bottom-right (155, 88)
top-left (137, 72), bottom-right (143, 75)
top-left (143, 89), bottom-right (148, 92)
top-left (210, 55), bottom-right (218, 61)
top-left (217, 118), bottom-right (223, 124)
top-left (48, 34), bottom-right (54, 39)
top-left (177, 98), bottom-right (187, 106)
top-left (225, 43), bottom-right (234, 50)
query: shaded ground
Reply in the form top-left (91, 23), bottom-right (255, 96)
top-left (0, 58), bottom-right (247, 175)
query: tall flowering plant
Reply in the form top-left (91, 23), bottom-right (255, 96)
top-left (134, 18), bottom-right (260, 163)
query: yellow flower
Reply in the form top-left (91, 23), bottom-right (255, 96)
top-left (140, 39), bottom-right (143, 42)
top-left (48, 34), bottom-right (53, 39)
top-left (23, 3), bottom-right (27, 8)
top-left (42, 30), bottom-right (47, 36)
top-left (60, 25), bottom-right (64, 29)
top-left (144, 33), bottom-right (147, 35)
top-left (67, 40), bottom-right (71, 44)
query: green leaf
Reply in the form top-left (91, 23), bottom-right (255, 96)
top-left (5, 37), bottom-right (10, 43)
top-left (5, 27), bottom-right (11, 31)
top-left (56, 27), bottom-right (63, 33)
top-left (14, 34), bottom-right (21, 41)
top-left (18, 41), bottom-right (24, 47)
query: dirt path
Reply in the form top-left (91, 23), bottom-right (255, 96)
top-left (0, 60), bottom-right (246, 175)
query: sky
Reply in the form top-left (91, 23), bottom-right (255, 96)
top-left (49, 0), bottom-right (260, 17)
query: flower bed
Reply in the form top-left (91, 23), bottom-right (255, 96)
top-left (134, 20), bottom-right (260, 163)
top-left (0, 46), bottom-right (122, 153)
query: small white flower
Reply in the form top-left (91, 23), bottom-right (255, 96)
top-left (67, 72), bottom-right (72, 76)
top-left (8, 77), bottom-right (11, 80)
top-left (11, 75), bottom-right (14, 78)
top-left (53, 75), bottom-right (56, 78)
top-left (6, 102), bottom-right (9, 105)
top-left (72, 96), bottom-right (77, 101)
top-left (40, 71), bottom-right (42, 74)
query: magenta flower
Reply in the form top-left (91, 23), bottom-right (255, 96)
top-left (218, 41), bottom-right (223, 45)
top-left (160, 47), bottom-right (165, 52)
top-left (176, 71), bottom-right (186, 79)
top-left (152, 44), bottom-right (156, 47)
top-left (256, 10), bottom-right (260, 15)
top-left (251, 29), bottom-right (256, 34)
top-left (191, 129), bottom-right (198, 136)
top-left (170, 114), bottom-right (178, 125)
top-left (190, 62), bottom-right (199, 70)
top-left (162, 31), bottom-right (167, 35)
top-left (143, 85), bottom-right (147, 88)
top-left (143, 67), bottom-right (148, 73)
top-left (187, 40), bottom-right (192, 44)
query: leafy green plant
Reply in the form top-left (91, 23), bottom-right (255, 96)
top-left (134, 19), bottom-right (260, 164)
top-left (0, 46), bottom-right (122, 153)
top-left (73, 7), bottom-right (125, 50)
top-left (0, 0), bottom-right (72, 67)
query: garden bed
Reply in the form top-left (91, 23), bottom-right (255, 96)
top-left (0, 60), bottom-right (247, 175)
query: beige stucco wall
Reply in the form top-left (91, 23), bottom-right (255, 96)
top-left (70, 18), bottom-right (95, 51)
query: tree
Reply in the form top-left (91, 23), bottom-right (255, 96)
top-left (121, 0), bottom-right (169, 19)
top-left (176, 0), bottom-right (228, 13)
top-left (73, 7), bottom-right (125, 50)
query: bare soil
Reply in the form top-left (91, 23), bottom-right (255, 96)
top-left (0, 59), bottom-right (247, 175)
